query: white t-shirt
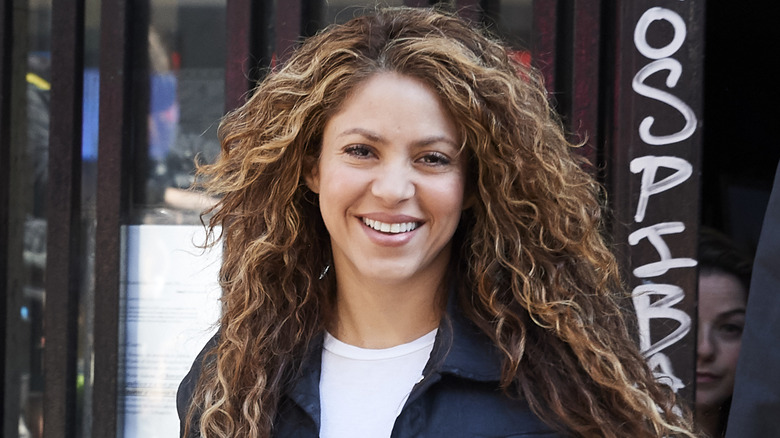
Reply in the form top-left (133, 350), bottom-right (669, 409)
top-left (319, 329), bottom-right (437, 438)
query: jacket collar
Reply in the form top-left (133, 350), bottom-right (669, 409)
top-left (284, 332), bottom-right (324, 427)
top-left (430, 290), bottom-right (504, 382)
top-left (285, 289), bottom-right (505, 425)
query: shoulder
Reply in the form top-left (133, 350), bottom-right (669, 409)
top-left (400, 373), bottom-right (563, 437)
top-left (406, 307), bottom-right (564, 437)
top-left (177, 334), bottom-right (219, 436)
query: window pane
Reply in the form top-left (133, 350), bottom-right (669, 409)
top-left (130, 0), bottom-right (225, 225)
top-left (119, 2), bottom-right (226, 437)
top-left (496, 0), bottom-right (533, 50)
top-left (5, 1), bottom-right (52, 438)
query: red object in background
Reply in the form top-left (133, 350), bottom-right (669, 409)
top-left (509, 50), bottom-right (532, 67)
top-left (171, 51), bottom-right (181, 71)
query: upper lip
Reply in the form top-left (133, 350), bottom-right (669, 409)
top-left (696, 371), bottom-right (719, 379)
top-left (359, 213), bottom-right (424, 224)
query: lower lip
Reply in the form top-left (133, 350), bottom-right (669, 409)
top-left (696, 373), bottom-right (719, 384)
top-left (360, 220), bottom-right (419, 247)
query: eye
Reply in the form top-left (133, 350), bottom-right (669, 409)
top-left (717, 323), bottom-right (744, 340)
top-left (418, 152), bottom-right (452, 166)
top-left (344, 144), bottom-right (374, 159)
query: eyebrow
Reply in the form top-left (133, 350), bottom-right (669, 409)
top-left (717, 308), bottom-right (746, 319)
top-left (337, 127), bottom-right (459, 148)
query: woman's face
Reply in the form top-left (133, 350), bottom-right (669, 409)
top-left (696, 270), bottom-right (747, 411)
top-left (306, 72), bottom-right (467, 287)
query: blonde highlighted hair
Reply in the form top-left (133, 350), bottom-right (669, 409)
top-left (186, 6), bottom-right (697, 437)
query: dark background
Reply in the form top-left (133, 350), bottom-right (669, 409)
top-left (702, 2), bottom-right (780, 253)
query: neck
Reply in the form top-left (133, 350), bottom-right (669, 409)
top-left (696, 404), bottom-right (725, 438)
top-left (329, 269), bottom-right (447, 349)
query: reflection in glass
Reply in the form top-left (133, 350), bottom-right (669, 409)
top-left (11, 3), bottom-right (53, 438)
top-left (131, 1), bottom-right (226, 225)
top-left (496, 0), bottom-right (533, 50)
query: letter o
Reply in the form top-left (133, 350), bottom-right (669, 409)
top-left (634, 7), bottom-right (687, 60)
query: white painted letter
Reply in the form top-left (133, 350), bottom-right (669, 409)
top-left (647, 353), bottom-right (686, 393)
top-left (630, 155), bottom-right (693, 222)
top-left (632, 59), bottom-right (698, 145)
top-left (629, 222), bottom-right (697, 277)
top-left (634, 7), bottom-right (687, 60)
top-left (632, 283), bottom-right (691, 357)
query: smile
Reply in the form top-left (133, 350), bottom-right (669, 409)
top-left (362, 218), bottom-right (419, 234)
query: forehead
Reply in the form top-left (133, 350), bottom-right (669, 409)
top-left (335, 72), bottom-right (443, 113)
top-left (698, 271), bottom-right (747, 315)
top-left (323, 72), bottom-right (460, 143)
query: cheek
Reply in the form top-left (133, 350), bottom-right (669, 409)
top-left (316, 168), bottom-right (368, 223)
top-left (713, 337), bottom-right (742, 379)
top-left (721, 341), bottom-right (742, 371)
top-left (318, 166), bottom-right (362, 200)
top-left (426, 176), bottom-right (467, 216)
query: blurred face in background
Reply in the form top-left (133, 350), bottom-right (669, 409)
top-left (696, 270), bottom-right (748, 412)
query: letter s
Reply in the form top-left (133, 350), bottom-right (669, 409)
top-left (632, 58), bottom-right (698, 145)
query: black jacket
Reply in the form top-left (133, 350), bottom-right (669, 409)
top-left (726, 164), bottom-right (780, 437)
top-left (177, 298), bottom-right (562, 437)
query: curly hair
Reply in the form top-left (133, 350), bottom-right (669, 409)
top-left (698, 226), bottom-right (753, 294)
top-left (185, 6), bottom-right (697, 437)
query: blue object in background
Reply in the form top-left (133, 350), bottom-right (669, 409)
top-left (81, 68), bottom-right (179, 163)
top-left (81, 68), bottom-right (99, 162)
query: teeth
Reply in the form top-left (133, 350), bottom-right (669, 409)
top-left (363, 218), bottom-right (418, 234)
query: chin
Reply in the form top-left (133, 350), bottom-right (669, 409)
top-left (695, 393), bottom-right (730, 413)
top-left (358, 266), bottom-right (419, 284)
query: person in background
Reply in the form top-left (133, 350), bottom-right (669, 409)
top-left (725, 163), bottom-right (780, 437)
top-left (695, 227), bottom-right (752, 437)
top-left (177, 7), bottom-right (698, 438)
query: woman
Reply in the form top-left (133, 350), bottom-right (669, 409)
top-left (696, 228), bottom-right (752, 437)
top-left (177, 7), bottom-right (697, 437)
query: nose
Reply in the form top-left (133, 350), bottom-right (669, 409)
top-left (697, 326), bottom-right (715, 363)
top-left (370, 160), bottom-right (415, 205)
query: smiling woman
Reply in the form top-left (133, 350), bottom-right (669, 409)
top-left (176, 7), bottom-right (699, 438)
top-left (306, 73), bottom-right (466, 347)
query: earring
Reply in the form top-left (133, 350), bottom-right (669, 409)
top-left (318, 263), bottom-right (330, 280)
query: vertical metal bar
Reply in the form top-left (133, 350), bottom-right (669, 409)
top-left (3, 3), bottom-right (32, 438)
top-left (533, 0), bottom-right (600, 165)
top-left (531, 0), bottom-right (559, 93)
top-left (533, 1), bottom-right (599, 164)
top-left (93, 0), bottom-right (131, 435)
top-left (568, 1), bottom-right (600, 165)
top-left (606, 0), bottom-right (704, 405)
top-left (301, 0), bottom-right (325, 38)
top-left (129, 1), bottom-right (150, 210)
top-left (225, 0), bottom-right (253, 111)
top-left (275, 0), bottom-right (302, 65)
top-left (0, 0), bottom-right (12, 431)
top-left (43, 0), bottom-right (84, 436)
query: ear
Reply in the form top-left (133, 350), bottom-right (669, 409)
top-left (304, 158), bottom-right (320, 194)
